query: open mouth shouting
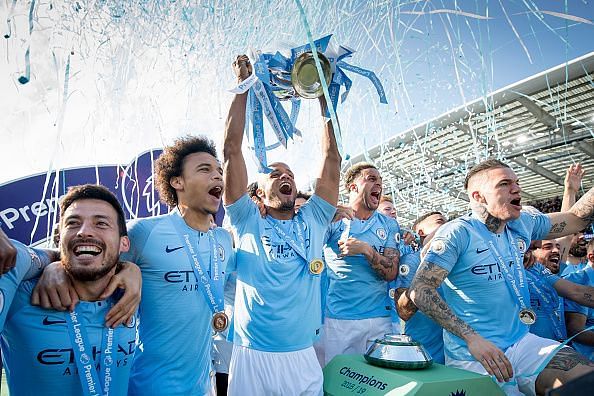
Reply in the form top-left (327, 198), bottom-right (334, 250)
top-left (510, 197), bottom-right (522, 210)
top-left (208, 185), bottom-right (223, 200)
top-left (279, 181), bottom-right (293, 196)
top-left (549, 253), bottom-right (560, 265)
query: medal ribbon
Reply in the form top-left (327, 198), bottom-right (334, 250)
top-left (265, 217), bottom-right (309, 262)
top-left (526, 269), bottom-right (565, 340)
top-left (170, 213), bottom-right (224, 314)
top-left (468, 218), bottom-right (531, 314)
top-left (65, 303), bottom-right (118, 396)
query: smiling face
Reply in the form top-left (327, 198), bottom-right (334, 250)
top-left (534, 239), bottom-right (562, 274)
top-left (349, 168), bottom-right (383, 211)
top-left (470, 167), bottom-right (523, 222)
top-left (60, 199), bottom-right (129, 282)
top-left (171, 152), bottom-right (224, 215)
top-left (257, 162), bottom-right (297, 213)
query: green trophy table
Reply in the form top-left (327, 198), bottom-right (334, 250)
top-left (323, 355), bottom-right (504, 396)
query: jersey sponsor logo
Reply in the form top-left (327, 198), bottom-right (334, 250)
top-left (37, 340), bottom-right (136, 366)
top-left (476, 248), bottom-right (489, 254)
top-left (470, 261), bottom-right (513, 282)
top-left (43, 316), bottom-right (67, 326)
top-left (376, 228), bottom-right (386, 240)
top-left (165, 245), bottom-right (184, 253)
top-left (261, 234), bottom-right (311, 261)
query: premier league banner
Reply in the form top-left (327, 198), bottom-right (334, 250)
top-left (0, 149), bottom-right (168, 245)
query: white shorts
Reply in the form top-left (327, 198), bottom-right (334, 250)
top-left (313, 336), bottom-right (325, 368)
top-left (323, 316), bottom-right (392, 365)
top-left (446, 332), bottom-right (559, 396)
top-left (228, 345), bottom-right (323, 396)
top-left (212, 333), bottom-right (234, 374)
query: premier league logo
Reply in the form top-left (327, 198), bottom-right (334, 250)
top-left (218, 245), bottom-right (225, 261)
top-left (0, 290), bottom-right (4, 314)
top-left (431, 240), bottom-right (446, 254)
top-left (395, 233), bottom-right (401, 243)
top-left (80, 353), bottom-right (91, 365)
top-left (125, 316), bottom-right (137, 328)
top-left (104, 355), bottom-right (113, 367)
top-left (376, 228), bottom-right (387, 240)
top-left (517, 239), bottom-right (527, 253)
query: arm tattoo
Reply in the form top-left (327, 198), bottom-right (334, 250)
top-left (549, 221), bottom-right (567, 234)
top-left (368, 247), bottom-right (399, 280)
top-left (472, 204), bottom-right (501, 233)
top-left (545, 347), bottom-right (594, 371)
top-left (570, 188), bottom-right (594, 223)
top-left (409, 261), bottom-right (477, 340)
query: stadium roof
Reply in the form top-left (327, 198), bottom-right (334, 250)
top-left (347, 52), bottom-right (594, 225)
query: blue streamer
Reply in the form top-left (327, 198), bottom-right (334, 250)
top-left (293, 0), bottom-right (344, 158)
top-left (337, 61), bottom-right (388, 104)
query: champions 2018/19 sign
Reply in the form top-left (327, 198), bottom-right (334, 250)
top-left (0, 150), bottom-right (169, 245)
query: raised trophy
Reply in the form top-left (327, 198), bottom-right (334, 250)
top-left (364, 334), bottom-right (433, 370)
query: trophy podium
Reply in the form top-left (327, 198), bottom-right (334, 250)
top-left (323, 354), bottom-right (504, 396)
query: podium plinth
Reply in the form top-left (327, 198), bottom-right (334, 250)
top-left (323, 354), bottom-right (504, 395)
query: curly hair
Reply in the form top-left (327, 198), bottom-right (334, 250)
top-left (343, 162), bottom-right (377, 192)
top-left (155, 135), bottom-right (218, 207)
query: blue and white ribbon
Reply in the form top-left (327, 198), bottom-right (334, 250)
top-left (229, 31), bottom-right (387, 172)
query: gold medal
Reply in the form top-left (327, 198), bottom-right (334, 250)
top-left (309, 258), bottom-right (324, 275)
top-left (212, 312), bottom-right (229, 333)
top-left (519, 309), bottom-right (536, 325)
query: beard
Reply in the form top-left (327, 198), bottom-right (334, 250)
top-left (61, 238), bottom-right (119, 282)
top-left (267, 193), bottom-right (295, 213)
top-left (569, 243), bottom-right (587, 258)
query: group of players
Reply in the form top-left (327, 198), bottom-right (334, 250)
top-left (1, 56), bottom-right (594, 396)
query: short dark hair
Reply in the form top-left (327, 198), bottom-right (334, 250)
top-left (60, 184), bottom-right (127, 237)
top-left (247, 181), bottom-right (259, 200)
top-left (412, 211), bottom-right (444, 233)
top-left (343, 162), bottom-right (377, 192)
top-left (464, 159), bottom-right (510, 190)
top-left (296, 191), bottom-right (312, 201)
top-left (379, 195), bottom-right (393, 204)
top-left (155, 135), bottom-right (218, 207)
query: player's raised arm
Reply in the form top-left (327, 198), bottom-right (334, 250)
top-left (223, 55), bottom-right (252, 206)
top-left (313, 95), bottom-right (341, 207)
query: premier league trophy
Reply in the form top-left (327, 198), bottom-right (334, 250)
top-left (230, 34), bottom-right (387, 173)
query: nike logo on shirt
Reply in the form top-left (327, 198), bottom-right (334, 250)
top-left (42, 316), bottom-right (66, 325)
top-left (165, 246), bottom-right (184, 253)
top-left (476, 248), bottom-right (489, 254)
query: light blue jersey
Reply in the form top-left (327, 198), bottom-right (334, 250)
top-left (0, 239), bottom-right (47, 331)
top-left (225, 193), bottom-right (335, 352)
top-left (424, 211), bottom-right (551, 361)
top-left (526, 263), bottom-right (566, 341)
top-left (560, 261), bottom-right (587, 277)
top-left (394, 250), bottom-right (445, 364)
top-left (1, 279), bottom-right (137, 395)
top-left (563, 265), bottom-right (594, 360)
top-left (122, 209), bottom-right (235, 395)
top-left (324, 212), bottom-right (400, 320)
